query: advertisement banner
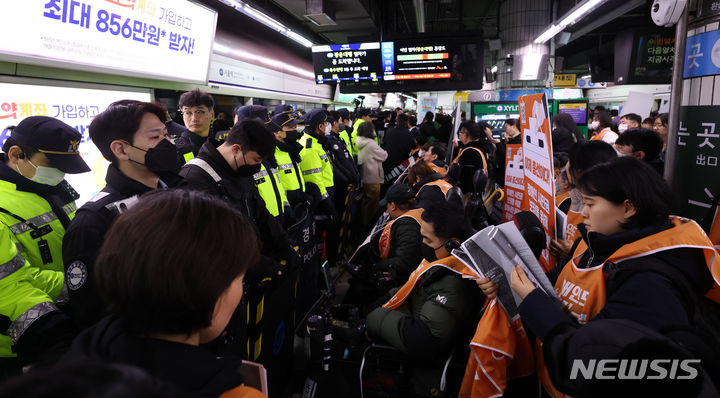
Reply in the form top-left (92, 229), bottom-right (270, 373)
top-left (0, 80), bottom-right (152, 205)
top-left (502, 144), bottom-right (524, 223)
top-left (0, 0), bottom-right (217, 84)
top-left (518, 93), bottom-right (556, 271)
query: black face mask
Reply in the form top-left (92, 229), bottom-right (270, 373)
top-left (284, 130), bottom-right (299, 144)
top-left (234, 151), bottom-right (262, 177)
top-left (421, 243), bottom-right (438, 262)
top-left (127, 139), bottom-right (180, 173)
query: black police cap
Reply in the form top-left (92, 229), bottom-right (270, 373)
top-left (10, 116), bottom-right (90, 174)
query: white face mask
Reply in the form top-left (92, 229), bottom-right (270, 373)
top-left (324, 123), bottom-right (332, 135)
top-left (19, 158), bottom-right (65, 186)
top-left (589, 121), bottom-right (600, 130)
top-left (618, 123), bottom-right (628, 133)
top-left (296, 125), bottom-right (305, 133)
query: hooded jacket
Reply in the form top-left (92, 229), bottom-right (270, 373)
top-left (64, 316), bottom-right (246, 397)
top-left (357, 136), bottom-right (387, 185)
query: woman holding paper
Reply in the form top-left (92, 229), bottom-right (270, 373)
top-left (480, 157), bottom-right (720, 397)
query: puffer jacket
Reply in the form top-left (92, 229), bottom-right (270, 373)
top-left (366, 264), bottom-right (483, 360)
top-left (357, 136), bottom-right (388, 184)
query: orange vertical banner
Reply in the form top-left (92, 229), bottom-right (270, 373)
top-left (518, 93), bottom-right (556, 271)
top-left (502, 144), bottom-right (525, 222)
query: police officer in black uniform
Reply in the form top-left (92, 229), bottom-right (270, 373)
top-left (62, 100), bottom-right (183, 329)
top-left (179, 119), bottom-right (299, 394)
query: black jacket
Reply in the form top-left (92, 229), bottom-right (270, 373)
top-left (64, 315), bottom-right (245, 398)
top-left (382, 126), bottom-right (415, 173)
top-left (326, 133), bottom-right (359, 188)
top-left (179, 141), bottom-right (296, 280)
top-left (165, 121), bottom-right (187, 139)
top-left (175, 130), bottom-right (207, 164)
top-left (520, 222), bottom-right (716, 343)
top-left (454, 141), bottom-right (488, 195)
top-left (413, 173), bottom-right (448, 209)
top-left (62, 165), bottom-right (183, 329)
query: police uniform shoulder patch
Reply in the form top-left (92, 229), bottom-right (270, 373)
top-left (306, 138), bottom-right (313, 148)
top-left (66, 261), bottom-right (88, 291)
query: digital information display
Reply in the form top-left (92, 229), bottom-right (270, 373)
top-left (311, 42), bottom-right (382, 83)
top-left (382, 41), bottom-right (452, 81)
top-left (330, 36), bottom-right (483, 93)
top-left (557, 102), bottom-right (588, 125)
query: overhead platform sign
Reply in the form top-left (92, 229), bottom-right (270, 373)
top-left (0, 0), bottom-right (217, 84)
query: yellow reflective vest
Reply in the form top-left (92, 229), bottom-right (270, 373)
top-left (253, 163), bottom-right (289, 218)
top-left (299, 133), bottom-right (334, 199)
top-left (0, 178), bottom-right (76, 357)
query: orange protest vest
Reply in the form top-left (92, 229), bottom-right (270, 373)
top-left (555, 191), bottom-right (570, 209)
top-left (383, 256), bottom-right (476, 310)
top-left (459, 298), bottom-right (535, 398)
top-left (429, 162), bottom-right (447, 176)
top-left (590, 128), bottom-right (616, 143)
top-left (220, 385), bottom-right (266, 398)
top-left (417, 179), bottom-right (453, 199)
top-left (452, 146), bottom-right (488, 173)
top-left (378, 209), bottom-right (424, 259)
top-left (538, 217), bottom-right (720, 397)
top-left (565, 210), bottom-right (583, 242)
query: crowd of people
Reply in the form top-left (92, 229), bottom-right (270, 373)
top-left (0, 91), bottom-right (718, 398)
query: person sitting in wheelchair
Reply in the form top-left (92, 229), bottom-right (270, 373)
top-left (365, 201), bottom-right (484, 361)
top-left (343, 184), bottom-right (424, 311)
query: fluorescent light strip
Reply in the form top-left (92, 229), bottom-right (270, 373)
top-left (219, 0), bottom-right (314, 48)
top-left (534, 24), bottom-right (563, 44)
top-left (534, 0), bottom-right (606, 44)
top-left (214, 43), bottom-right (316, 79)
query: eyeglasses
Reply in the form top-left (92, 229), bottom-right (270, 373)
top-left (182, 110), bottom-right (208, 118)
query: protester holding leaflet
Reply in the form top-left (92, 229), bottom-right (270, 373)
top-left (479, 157), bottom-right (720, 397)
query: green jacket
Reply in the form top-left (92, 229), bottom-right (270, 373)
top-left (373, 217), bottom-right (424, 281)
top-left (0, 177), bottom-right (77, 357)
top-left (366, 260), bottom-right (483, 358)
top-left (253, 163), bottom-right (289, 218)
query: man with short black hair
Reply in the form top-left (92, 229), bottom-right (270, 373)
top-left (180, 119), bottom-right (298, 367)
top-left (63, 100), bottom-right (183, 329)
top-left (175, 89), bottom-right (215, 163)
top-left (618, 113), bottom-right (642, 133)
top-left (1, 116), bottom-right (90, 368)
top-left (614, 127), bottom-right (664, 174)
top-left (422, 143), bottom-right (448, 175)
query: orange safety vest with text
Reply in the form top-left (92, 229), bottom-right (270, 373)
top-left (378, 209), bottom-right (424, 259)
top-left (459, 298), bottom-right (535, 398)
top-left (565, 210), bottom-right (583, 242)
top-left (383, 256), bottom-right (476, 310)
top-left (537, 217), bottom-right (720, 397)
top-left (452, 146), bottom-right (488, 173)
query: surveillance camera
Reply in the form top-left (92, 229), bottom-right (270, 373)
top-left (358, 95), bottom-right (365, 99)
top-left (651, 0), bottom-right (686, 27)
